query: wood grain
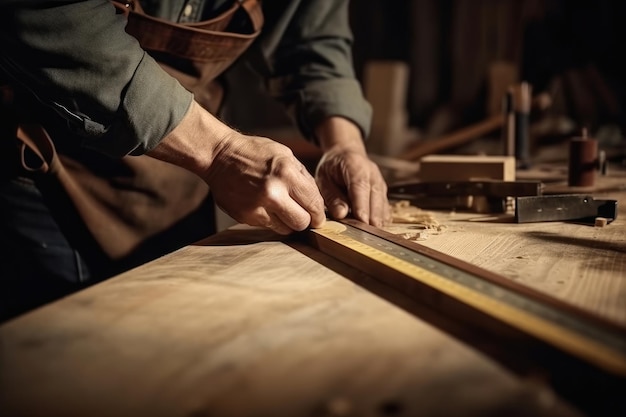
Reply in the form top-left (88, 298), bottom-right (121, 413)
top-left (1, 172), bottom-right (625, 417)
top-left (398, 192), bottom-right (626, 327)
top-left (0, 227), bottom-right (583, 417)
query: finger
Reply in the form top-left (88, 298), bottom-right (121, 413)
top-left (263, 176), bottom-right (317, 231)
top-left (368, 177), bottom-right (389, 227)
top-left (316, 173), bottom-right (350, 220)
top-left (347, 179), bottom-right (371, 225)
top-left (288, 164), bottom-right (326, 228)
top-left (383, 199), bottom-right (392, 225)
top-left (272, 196), bottom-right (315, 232)
top-left (266, 215), bottom-right (294, 235)
top-left (245, 208), bottom-right (294, 235)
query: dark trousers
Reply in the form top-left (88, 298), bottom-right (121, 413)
top-left (0, 177), bottom-right (216, 323)
top-left (0, 178), bottom-right (91, 322)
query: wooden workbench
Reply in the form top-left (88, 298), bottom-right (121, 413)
top-left (0, 167), bottom-right (625, 417)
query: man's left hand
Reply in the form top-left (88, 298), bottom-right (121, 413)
top-left (314, 117), bottom-right (390, 228)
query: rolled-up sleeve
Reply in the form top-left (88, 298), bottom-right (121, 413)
top-left (0, 0), bottom-right (192, 156)
top-left (258, 0), bottom-right (372, 142)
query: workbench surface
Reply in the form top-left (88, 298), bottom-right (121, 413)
top-left (1, 169), bottom-right (624, 417)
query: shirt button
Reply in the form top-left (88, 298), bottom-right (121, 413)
top-left (182, 4), bottom-right (193, 17)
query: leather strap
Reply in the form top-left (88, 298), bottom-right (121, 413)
top-left (112, 0), bottom-right (263, 62)
top-left (240, 0), bottom-right (264, 33)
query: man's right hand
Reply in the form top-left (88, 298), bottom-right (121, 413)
top-left (206, 132), bottom-right (326, 234)
top-left (147, 100), bottom-right (326, 234)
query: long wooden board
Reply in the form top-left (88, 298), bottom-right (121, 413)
top-left (306, 220), bottom-right (626, 415)
top-left (0, 227), bottom-right (587, 417)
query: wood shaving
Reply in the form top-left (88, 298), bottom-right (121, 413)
top-left (387, 200), bottom-right (446, 241)
top-left (390, 200), bottom-right (442, 228)
top-left (399, 231), bottom-right (429, 241)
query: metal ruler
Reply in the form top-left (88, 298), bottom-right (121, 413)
top-left (307, 219), bottom-right (626, 381)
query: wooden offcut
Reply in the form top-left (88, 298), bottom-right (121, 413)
top-left (363, 60), bottom-right (417, 156)
top-left (418, 154), bottom-right (516, 182)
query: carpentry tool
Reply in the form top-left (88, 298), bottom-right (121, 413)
top-left (388, 180), bottom-right (543, 199)
top-left (388, 180), bottom-right (543, 212)
top-left (515, 195), bottom-right (618, 224)
top-left (306, 219), bottom-right (626, 414)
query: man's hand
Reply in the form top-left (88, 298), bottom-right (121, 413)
top-left (315, 117), bottom-right (390, 227)
top-left (206, 133), bottom-right (326, 235)
top-left (147, 101), bottom-right (326, 235)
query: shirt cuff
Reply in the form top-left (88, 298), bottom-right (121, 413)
top-left (278, 78), bottom-right (372, 144)
top-left (82, 53), bottom-right (193, 157)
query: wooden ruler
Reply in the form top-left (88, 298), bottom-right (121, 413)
top-left (306, 220), bottom-right (626, 389)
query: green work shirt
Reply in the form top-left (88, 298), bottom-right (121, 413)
top-left (0, 0), bottom-right (371, 156)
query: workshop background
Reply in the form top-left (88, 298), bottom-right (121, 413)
top-left (221, 0), bottom-right (626, 166)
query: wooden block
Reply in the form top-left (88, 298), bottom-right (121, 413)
top-left (418, 155), bottom-right (516, 182)
top-left (487, 61), bottom-right (518, 117)
top-left (363, 60), bottom-right (412, 156)
top-left (364, 60), bottom-right (409, 117)
top-left (594, 217), bottom-right (608, 228)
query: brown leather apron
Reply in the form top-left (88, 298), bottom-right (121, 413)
top-left (4, 0), bottom-right (264, 276)
top-left (116, 0), bottom-right (264, 113)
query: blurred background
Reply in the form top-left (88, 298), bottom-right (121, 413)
top-left (221, 0), bottom-right (626, 169)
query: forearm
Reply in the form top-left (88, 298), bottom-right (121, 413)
top-left (315, 116), bottom-right (368, 154)
top-left (146, 100), bottom-right (232, 178)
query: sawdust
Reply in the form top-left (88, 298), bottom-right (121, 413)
top-left (387, 200), bottom-right (446, 241)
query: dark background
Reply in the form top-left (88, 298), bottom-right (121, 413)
top-left (350, 0), bottom-right (625, 138)
top-left (223, 0), bottom-right (626, 158)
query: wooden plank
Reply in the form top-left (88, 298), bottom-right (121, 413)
top-left (308, 219), bottom-right (626, 414)
top-left (0, 227), bottom-right (584, 417)
top-left (1, 166), bottom-right (625, 417)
